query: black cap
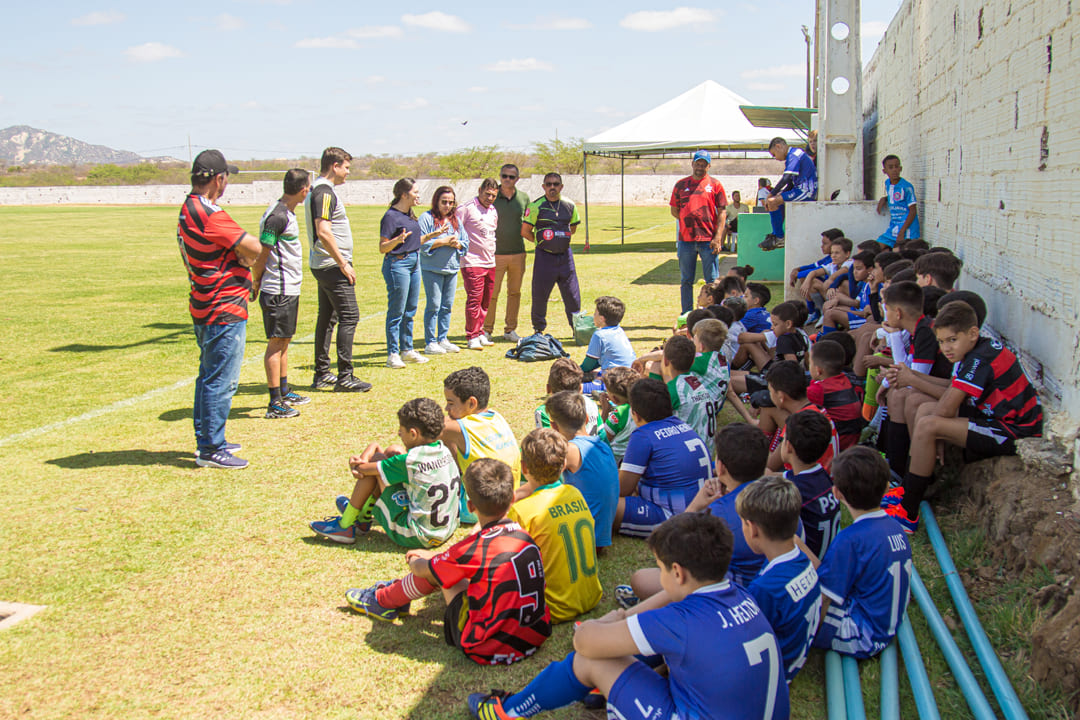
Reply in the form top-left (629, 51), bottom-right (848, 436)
top-left (191, 149), bottom-right (239, 179)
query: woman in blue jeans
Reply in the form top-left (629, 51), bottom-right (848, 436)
top-left (379, 178), bottom-right (425, 369)
top-left (418, 186), bottom-right (468, 355)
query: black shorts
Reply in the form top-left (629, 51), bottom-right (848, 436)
top-left (260, 293), bottom-right (299, 339)
top-left (964, 416), bottom-right (1017, 458)
top-left (442, 590), bottom-right (467, 649)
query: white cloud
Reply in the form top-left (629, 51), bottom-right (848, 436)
top-left (366, 75), bottom-right (386, 84)
top-left (620, 7), bottom-right (715, 32)
top-left (72, 10), bottom-right (124, 26)
top-left (862, 20), bottom-right (888, 38)
top-left (402, 12), bottom-right (470, 33)
top-left (484, 58), bottom-right (553, 72)
top-left (348, 25), bottom-right (402, 39)
top-left (741, 64), bottom-right (804, 79)
top-left (215, 14), bottom-right (245, 31)
top-left (468, 86), bottom-right (487, 93)
top-left (398, 97), bottom-right (430, 111)
top-left (594, 106), bottom-right (630, 118)
top-left (747, 82), bottom-right (786, 92)
top-left (124, 42), bottom-right (183, 62)
top-left (295, 36), bottom-right (360, 49)
top-left (507, 17), bottom-right (591, 31)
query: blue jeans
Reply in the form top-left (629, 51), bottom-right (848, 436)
top-left (192, 321), bottom-right (246, 455)
top-left (677, 240), bottom-right (719, 313)
top-left (382, 252), bottom-right (420, 355)
top-left (422, 269), bottom-right (457, 345)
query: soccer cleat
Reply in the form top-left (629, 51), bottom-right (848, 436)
top-left (503, 331), bottom-right (521, 343)
top-left (806, 309), bottom-right (822, 326)
top-left (401, 350), bottom-right (429, 364)
top-left (282, 390), bottom-right (310, 406)
top-left (265, 400), bottom-right (300, 419)
top-left (312, 372), bottom-right (338, 390)
top-left (424, 342), bottom-right (446, 355)
top-left (195, 449), bottom-right (248, 469)
top-left (345, 585), bottom-right (401, 621)
top-left (439, 339), bottom-right (461, 353)
top-left (309, 516), bottom-right (357, 544)
top-left (334, 375), bottom-right (373, 392)
top-left (334, 496), bottom-right (372, 533)
top-left (468, 337), bottom-right (484, 351)
top-left (884, 502), bottom-right (919, 534)
top-left (880, 485), bottom-right (905, 508)
top-left (758, 234), bottom-right (785, 251)
top-left (614, 584), bottom-right (640, 609)
top-left (386, 353), bottom-right (406, 369)
top-left (467, 691), bottom-right (512, 720)
top-left (582, 689), bottom-right (607, 710)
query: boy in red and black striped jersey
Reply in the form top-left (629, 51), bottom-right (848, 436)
top-left (345, 458), bottom-right (552, 665)
top-left (883, 301), bottom-right (1043, 533)
top-left (761, 361), bottom-right (840, 473)
top-left (808, 340), bottom-right (866, 451)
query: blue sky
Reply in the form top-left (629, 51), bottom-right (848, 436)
top-left (0, 1), bottom-right (902, 160)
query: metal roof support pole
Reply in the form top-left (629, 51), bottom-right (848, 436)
top-left (582, 151), bottom-right (590, 251)
top-left (818, 0), bottom-right (862, 200)
top-left (621, 156), bottom-right (625, 244)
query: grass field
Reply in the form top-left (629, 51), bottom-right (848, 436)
top-left (0, 204), bottom-right (1070, 719)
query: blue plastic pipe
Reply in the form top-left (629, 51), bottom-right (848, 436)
top-left (826, 651), bottom-right (848, 720)
top-left (880, 639), bottom-right (900, 720)
top-left (921, 502), bottom-right (1031, 720)
top-left (842, 655), bottom-right (868, 720)
top-left (910, 566), bottom-right (999, 720)
top-left (897, 613), bottom-right (942, 720)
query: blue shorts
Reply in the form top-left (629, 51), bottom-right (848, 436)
top-left (619, 496), bottom-right (674, 538)
top-left (607, 658), bottom-right (679, 720)
top-left (876, 230), bottom-right (898, 248)
top-left (812, 601), bottom-right (884, 659)
top-left (781, 187), bottom-right (815, 203)
top-left (847, 311), bottom-right (867, 330)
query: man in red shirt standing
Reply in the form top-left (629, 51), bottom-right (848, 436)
top-left (176, 150), bottom-right (262, 469)
top-left (670, 149), bottom-right (727, 313)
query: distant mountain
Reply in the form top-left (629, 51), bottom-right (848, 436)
top-left (0, 125), bottom-right (143, 165)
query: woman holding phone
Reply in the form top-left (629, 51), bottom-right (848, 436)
top-left (379, 178), bottom-right (425, 368)
top-left (418, 186), bottom-right (467, 354)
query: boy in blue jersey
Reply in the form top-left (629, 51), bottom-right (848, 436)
top-left (614, 377), bottom-right (712, 538)
top-left (581, 296), bottom-right (635, 394)
top-left (875, 155), bottom-right (920, 248)
top-left (789, 228), bottom-right (845, 324)
top-left (812, 447), bottom-right (912, 658)
top-left (738, 475), bottom-right (822, 683)
top-left (544, 391), bottom-right (619, 552)
top-left (822, 250), bottom-right (876, 333)
top-left (781, 410), bottom-right (841, 557)
top-left (467, 511), bottom-right (790, 720)
top-left (761, 137), bottom-right (818, 250)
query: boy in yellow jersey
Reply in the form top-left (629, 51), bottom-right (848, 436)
top-left (440, 366), bottom-right (521, 524)
top-left (510, 428), bottom-right (602, 623)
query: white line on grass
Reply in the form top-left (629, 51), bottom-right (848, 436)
top-left (0, 312), bottom-right (383, 449)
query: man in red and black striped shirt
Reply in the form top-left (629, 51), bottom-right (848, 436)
top-left (176, 150), bottom-right (261, 469)
top-left (883, 301), bottom-right (1043, 533)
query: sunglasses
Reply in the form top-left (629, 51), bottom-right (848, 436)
top-left (501, 174), bottom-right (518, 180)
top-left (544, 182), bottom-right (562, 188)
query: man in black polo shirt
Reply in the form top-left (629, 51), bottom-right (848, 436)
top-left (486, 163), bottom-right (529, 343)
top-left (522, 172), bottom-right (581, 335)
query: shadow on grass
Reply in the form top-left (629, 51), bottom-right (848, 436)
top-left (630, 258), bottom-right (680, 286)
top-left (577, 239), bottom-right (674, 255)
top-left (157, 405), bottom-right (260, 421)
top-left (50, 322), bottom-right (192, 352)
top-left (46, 449), bottom-right (195, 469)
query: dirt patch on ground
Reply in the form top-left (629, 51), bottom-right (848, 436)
top-left (947, 439), bottom-right (1080, 711)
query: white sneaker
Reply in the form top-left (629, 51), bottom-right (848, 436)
top-left (386, 353), bottom-right (406, 369)
top-left (402, 350), bottom-right (429, 364)
top-left (438, 339), bottom-right (460, 353)
top-left (468, 337), bottom-right (484, 351)
top-left (479, 333), bottom-right (494, 346)
top-left (424, 342), bottom-right (446, 355)
top-left (503, 331), bottom-right (521, 343)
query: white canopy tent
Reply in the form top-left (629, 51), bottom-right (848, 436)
top-left (581, 80), bottom-right (804, 245)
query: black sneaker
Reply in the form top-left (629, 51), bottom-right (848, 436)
top-left (758, 234), bottom-right (785, 251)
top-left (195, 449), bottom-right (248, 469)
top-left (312, 372), bottom-right (337, 390)
top-left (265, 401), bottom-right (300, 419)
top-left (282, 390), bottom-right (310, 405)
top-left (334, 375), bottom-right (373, 393)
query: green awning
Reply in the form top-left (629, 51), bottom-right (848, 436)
top-left (738, 105), bottom-right (817, 135)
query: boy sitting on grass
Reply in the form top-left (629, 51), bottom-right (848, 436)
top-left (812, 447), bottom-right (911, 659)
top-left (581, 295), bottom-right (635, 393)
top-left (807, 340), bottom-right (865, 451)
top-left (534, 358), bottom-right (599, 435)
top-left (309, 397), bottom-right (460, 547)
top-left (757, 361), bottom-right (839, 473)
top-left (738, 475), bottom-right (822, 683)
top-left (544, 391), bottom-right (619, 552)
top-left (597, 365), bottom-right (640, 464)
top-left (510, 428), bottom-right (603, 623)
top-left (781, 410), bottom-right (841, 557)
top-left (731, 301), bottom-right (808, 395)
top-left (883, 301), bottom-right (1043, 533)
top-left (660, 335), bottom-right (722, 456)
top-left (347, 459), bottom-right (552, 665)
top-left (441, 366), bottom-right (522, 524)
top-left (466, 512), bottom-right (789, 720)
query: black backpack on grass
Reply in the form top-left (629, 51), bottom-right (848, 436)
top-left (505, 333), bottom-right (570, 362)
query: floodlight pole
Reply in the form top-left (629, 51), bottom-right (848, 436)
top-left (802, 26), bottom-right (812, 108)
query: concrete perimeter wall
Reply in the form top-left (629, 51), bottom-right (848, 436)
top-left (862, 0), bottom-right (1080, 438)
top-left (0, 174), bottom-right (765, 209)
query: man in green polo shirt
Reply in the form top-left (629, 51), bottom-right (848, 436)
top-left (486, 163), bottom-right (529, 343)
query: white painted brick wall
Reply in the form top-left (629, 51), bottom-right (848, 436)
top-left (863, 0), bottom-right (1080, 437)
